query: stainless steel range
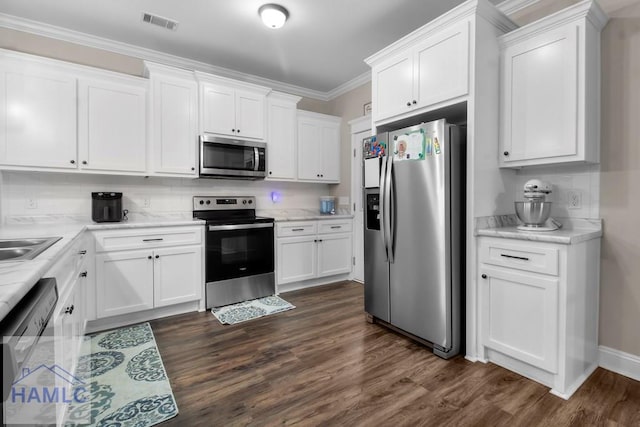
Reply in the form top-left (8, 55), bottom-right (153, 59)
top-left (193, 196), bottom-right (275, 308)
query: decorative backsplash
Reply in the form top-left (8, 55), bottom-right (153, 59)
top-left (0, 171), bottom-right (334, 222)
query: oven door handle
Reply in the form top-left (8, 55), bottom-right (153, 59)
top-left (208, 223), bottom-right (273, 232)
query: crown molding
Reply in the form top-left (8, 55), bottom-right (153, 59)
top-left (325, 71), bottom-right (371, 101)
top-left (0, 12), bottom-right (339, 101)
top-left (496, 0), bottom-right (541, 16)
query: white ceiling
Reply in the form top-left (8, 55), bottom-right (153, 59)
top-left (0, 0), bottom-right (502, 95)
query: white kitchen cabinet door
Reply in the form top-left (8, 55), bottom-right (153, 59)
top-left (297, 118), bottom-right (321, 181)
top-left (78, 78), bottom-right (147, 173)
top-left (201, 83), bottom-right (235, 136)
top-left (95, 250), bottom-right (154, 318)
top-left (277, 236), bottom-right (317, 284)
top-left (501, 25), bottom-right (578, 165)
top-left (414, 20), bottom-right (469, 109)
top-left (266, 95), bottom-right (298, 180)
top-left (373, 53), bottom-right (414, 121)
top-left (481, 266), bottom-right (559, 373)
top-left (153, 245), bottom-right (202, 307)
top-left (317, 233), bottom-right (352, 277)
top-left (0, 66), bottom-right (77, 169)
top-left (297, 111), bottom-right (341, 183)
top-left (320, 123), bottom-right (340, 182)
top-left (235, 90), bottom-right (265, 140)
top-left (150, 74), bottom-right (198, 176)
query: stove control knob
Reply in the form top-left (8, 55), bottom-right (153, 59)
top-left (206, 200), bottom-right (211, 205)
top-left (248, 200), bottom-right (253, 204)
top-left (199, 200), bottom-right (204, 205)
top-left (242, 200), bottom-right (247, 205)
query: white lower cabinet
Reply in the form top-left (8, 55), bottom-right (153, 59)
top-left (276, 219), bottom-right (352, 287)
top-left (92, 226), bottom-right (203, 319)
top-left (96, 249), bottom-right (155, 317)
top-left (478, 235), bottom-right (600, 399)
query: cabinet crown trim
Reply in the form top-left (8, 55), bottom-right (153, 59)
top-left (144, 60), bottom-right (196, 79)
top-left (195, 71), bottom-right (271, 95)
top-left (365, 0), bottom-right (516, 67)
top-left (297, 109), bottom-right (341, 123)
top-left (499, 0), bottom-right (608, 47)
top-left (268, 91), bottom-right (302, 104)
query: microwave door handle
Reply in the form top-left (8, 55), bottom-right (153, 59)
top-left (254, 147), bottom-right (260, 172)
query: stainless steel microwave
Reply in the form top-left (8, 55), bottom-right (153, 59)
top-left (199, 134), bottom-right (267, 179)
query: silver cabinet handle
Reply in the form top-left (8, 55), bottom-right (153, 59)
top-left (292, 228), bottom-right (305, 232)
top-left (143, 238), bottom-right (164, 242)
top-left (330, 226), bottom-right (341, 229)
top-left (79, 271), bottom-right (88, 278)
top-left (208, 223), bottom-right (273, 232)
top-left (500, 254), bottom-right (529, 261)
top-left (78, 250), bottom-right (87, 255)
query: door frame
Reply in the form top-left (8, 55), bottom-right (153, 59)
top-left (349, 115), bottom-right (372, 283)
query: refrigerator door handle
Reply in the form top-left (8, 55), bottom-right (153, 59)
top-left (379, 156), bottom-right (389, 261)
top-left (385, 154), bottom-right (394, 263)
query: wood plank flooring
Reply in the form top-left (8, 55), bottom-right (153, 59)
top-left (150, 281), bottom-right (640, 426)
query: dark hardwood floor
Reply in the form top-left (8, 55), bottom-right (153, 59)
top-left (150, 281), bottom-right (640, 426)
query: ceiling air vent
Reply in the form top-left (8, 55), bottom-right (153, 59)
top-left (141, 12), bottom-right (178, 31)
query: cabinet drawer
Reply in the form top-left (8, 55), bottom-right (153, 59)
top-left (480, 240), bottom-right (558, 276)
top-left (93, 226), bottom-right (202, 252)
top-left (318, 220), bottom-right (352, 234)
top-left (276, 221), bottom-right (317, 237)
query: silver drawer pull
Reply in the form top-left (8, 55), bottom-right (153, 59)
top-left (501, 254), bottom-right (529, 261)
top-left (292, 228), bottom-right (305, 231)
top-left (143, 238), bottom-right (164, 242)
top-left (330, 226), bottom-right (342, 229)
top-left (78, 250), bottom-right (87, 255)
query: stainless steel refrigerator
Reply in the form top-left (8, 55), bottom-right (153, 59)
top-left (363, 119), bottom-right (465, 359)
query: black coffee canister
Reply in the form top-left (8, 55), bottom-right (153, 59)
top-left (92, 192), bottom-right (124, 222)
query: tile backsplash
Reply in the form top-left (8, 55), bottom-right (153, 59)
top-left (513, 163), bottom-right (600, 219)
top-left (0, 171), bottom-right (333, 222)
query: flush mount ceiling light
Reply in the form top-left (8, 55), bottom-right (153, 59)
top-left (259, 4), bottom-right (289, 29)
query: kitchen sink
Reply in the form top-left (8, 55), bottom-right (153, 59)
top-left (0, 237), bottom-right (62, 262)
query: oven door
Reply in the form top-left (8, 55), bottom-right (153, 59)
top-left (206, 222), bottom-right (274, 282)
top-left (200, 135), bottom-right (266, 179)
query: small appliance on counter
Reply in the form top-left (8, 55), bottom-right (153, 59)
top-left (92, 192), bottom-right (127, 223)
top-left (320, 196), bottom-right (336, 215)
top-left (514, 179), bottom-right (561, 231)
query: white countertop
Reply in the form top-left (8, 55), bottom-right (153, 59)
top-left (475, 217), bottom-right (602, 245)
top-left (0, 215), bottom-right (205, 322)
top-left (259, 208), bottom-right (353, 222)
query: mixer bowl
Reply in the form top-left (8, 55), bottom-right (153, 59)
top-left (514, 201), bottom-right (552, 226)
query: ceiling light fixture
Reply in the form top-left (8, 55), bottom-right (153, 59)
top-left (259, 4), bottom-right (289, 29)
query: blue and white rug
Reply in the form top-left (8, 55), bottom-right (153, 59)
top-left (65, 323), bottom-right (178, 426)
top-left (212, 295), bottom-right (295, 325)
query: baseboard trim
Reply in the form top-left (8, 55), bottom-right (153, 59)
top-left (599, 346), bottom-right (640, 382)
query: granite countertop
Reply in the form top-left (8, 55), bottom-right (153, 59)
top-left (0, 214), bottom-right (205, 322)
top-left (259, 208), bottom-right (354, 222)
top-left (475, 215), bottom-right (602, 245)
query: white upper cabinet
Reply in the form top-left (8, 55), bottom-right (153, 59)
top-left (145, 62), bottom-right (198, 177)
top-left (0, 56), bottom-right (77, 169)
top-left (297, 110), bottom-right (341, 183)
top-left (266, 91), bottom-right (301, 180)
top-left (197, 73), bottom-right (270, 141)
top-left (78, 76), bottom-right (147, 173)
top-left (499, 1), bottom-right (608, 167)
top-left (368, 19), bottom-right (470, 124)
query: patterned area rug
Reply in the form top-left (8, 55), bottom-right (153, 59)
top-left (65, 323), bottom-right (178, 426)
top-left (212, 295), bottom-right (295, 325)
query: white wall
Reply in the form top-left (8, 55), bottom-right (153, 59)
top-left (0, 171), bottom-right (330, 222)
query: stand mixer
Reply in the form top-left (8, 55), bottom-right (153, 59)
top-left (514, 179), bottom-right (560, 231)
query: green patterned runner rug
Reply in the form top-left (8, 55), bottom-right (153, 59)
top-left (212, 295), bottom-right (295, 325)
top-left (65, 323), bottom-right (178, 426)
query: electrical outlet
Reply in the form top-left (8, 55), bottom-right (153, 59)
top-left (26, 198), bottom-right (38, 209)
top-left (142, 197), bottom-right (151, 208)
top-left (567, 189), bottom-right (581, 209)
